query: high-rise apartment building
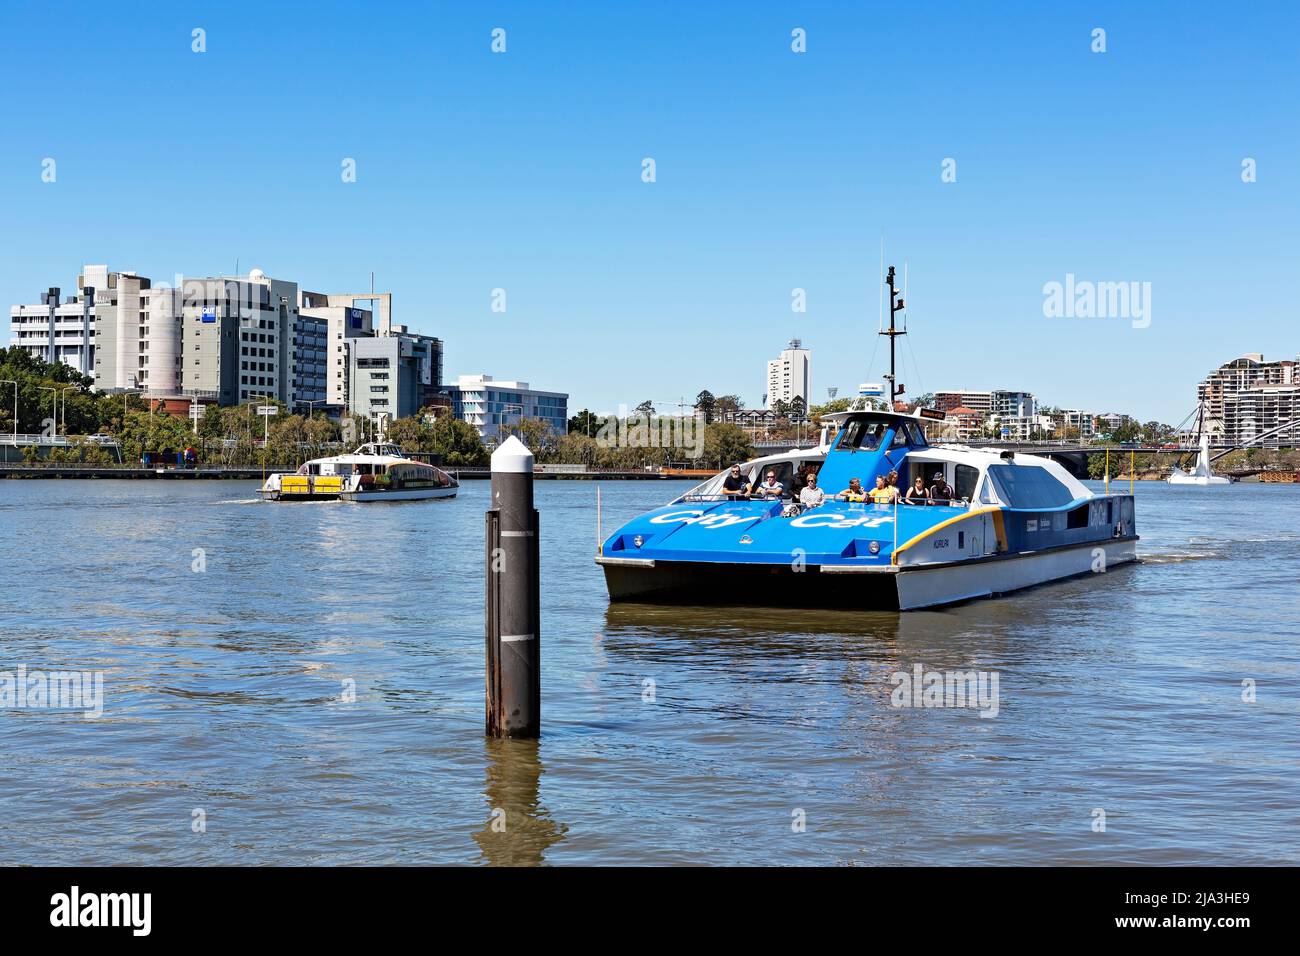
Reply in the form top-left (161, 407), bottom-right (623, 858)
top-left (991, 389), bottom-right (1036, 420)
top-left (767, 339), bottom-right (811, 409)
top-left (1198, 354), bottom-right (1299, 436)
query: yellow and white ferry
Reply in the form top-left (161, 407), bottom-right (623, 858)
top-left (259, 442), bottom-right (458, 502)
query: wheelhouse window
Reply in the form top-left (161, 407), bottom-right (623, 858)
top-left (836, 417), bottom-right (888, 452)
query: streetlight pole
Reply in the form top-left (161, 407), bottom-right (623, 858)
top-left (57, 386), bottom-right (74, 435)
top-left (0, 380), bottom-right (17, 448)
top-left (37, 387), bottom-right (58, 441)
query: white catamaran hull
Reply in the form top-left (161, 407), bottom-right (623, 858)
top-left (339, 486), bottom-right (458, 501)
top-left (892, 537), bottom-right (1137, 610)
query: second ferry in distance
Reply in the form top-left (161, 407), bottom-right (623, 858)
top-left (259, 442), bottom-right (459, 502)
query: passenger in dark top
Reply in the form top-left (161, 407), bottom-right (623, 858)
top-left (902, 474), bottom-right (929, 505)
top-left (722, 465), bottom-right (750, 499)
top-left (928, 470), bottom-right (955, 504)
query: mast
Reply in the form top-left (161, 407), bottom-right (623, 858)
top-left (880, 265), bottom-right (906, 409)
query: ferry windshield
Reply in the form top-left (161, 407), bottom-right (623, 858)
top-left (836, 419), bottom-right (886, 452)
top-left (985, 464), bottom-right (1075, 508)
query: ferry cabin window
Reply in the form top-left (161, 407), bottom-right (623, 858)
top-left (954, 464), bottom-right (979, 501)
top-left (984, 464), bottom-right (1074, 508)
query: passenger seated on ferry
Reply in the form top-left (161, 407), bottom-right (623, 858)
top-left (754, 469), bottom-right (785, 499)
top-left (887, 470), bottom-right (900, 494)
top-left (928, 471), bottom-right (955, 505)
top-left (790, 463), bottom-right (810, 497)
top-left (721, 464), bottom-right (749, 499)
top-left (903, 474), bottom-right (929, 505)
top-left (839, 477), bottom-right (866, 502)
top-left (798, 472), bottom-right (826, 509)
top-left (867, 475), bottom-right (896, 504)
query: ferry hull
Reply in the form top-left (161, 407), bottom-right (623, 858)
top-left (600, 536), bottom-right (1138, 611)
top-left (600, 557), bottom-right (905, 609)
top-left (261, 486), bottom-right (457, 502)
top-left (340, 486), bottom-right (457, 501)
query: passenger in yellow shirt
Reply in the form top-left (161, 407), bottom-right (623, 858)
top-left (839, 477), bottom-right (867, 502)
top-left (867, 475), bottom-right (897, 504)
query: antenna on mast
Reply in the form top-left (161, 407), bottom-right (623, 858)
top-left (902, 261), bottom-right (909, 332)
top-left (878, 238), bottom-right (885, 333)
top-left (880, 265), bottom-right (906, 409)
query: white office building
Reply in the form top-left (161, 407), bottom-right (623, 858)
top-left (447, 374), bottom-right (568, 442)
top-left (9, 265), bottom-right (139, 385)
top-left (348, 327), bottom-right (443, 421)
top-left (767, 339), bottom-right (811, 409)
top-left (992, 414), bottom-right (1056, 441)
top-left (299, 291), bottom-right (377, 408)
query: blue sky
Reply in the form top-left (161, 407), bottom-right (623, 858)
top-left (1, 0), bottom-right (1295, 424)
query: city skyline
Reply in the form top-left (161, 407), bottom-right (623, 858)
top-left (2, 2), bottom-right (1296, 425)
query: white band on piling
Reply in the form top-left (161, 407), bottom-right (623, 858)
top-left (500, 633), bottom-right (535, 643)
top-left (501, 530), bottom-right (534, 537)
top-left (490, 435), bottom-right (535, 473)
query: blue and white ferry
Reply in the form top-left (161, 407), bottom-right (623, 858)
top-left (595, 265), bottom-right (1138, 611)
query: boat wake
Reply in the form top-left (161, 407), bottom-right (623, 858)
top-left (1139, 550), bottom-right (1223, 564)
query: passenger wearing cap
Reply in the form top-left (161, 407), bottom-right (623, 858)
top-left (928, 470), bottom-right (955, 505)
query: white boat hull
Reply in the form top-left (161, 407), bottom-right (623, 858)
top-left (339, 486), bottom-right (458, 502)
top-left (894, 537), bottom-right (1137, 610)
top-left (1167, 472), bottom-right (1230, 486)
top-left (1168, 433), bottom-right (1230, 484)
